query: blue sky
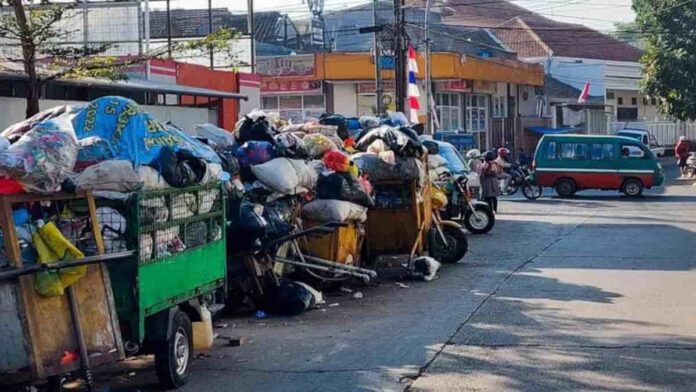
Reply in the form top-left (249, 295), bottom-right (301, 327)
top-left (227, 0), bottom-right (635, 32)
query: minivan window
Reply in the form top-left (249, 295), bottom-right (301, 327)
top-left (591, 143), bottom-right (614, 160)
top-left (621, 144), bottom-right (645, 158)
top-left (560, 143), bottom-right (588, 160)
top-left (545, 141), bottom-right (557, 160)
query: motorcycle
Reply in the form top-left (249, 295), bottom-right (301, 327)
top-left (428, 186), bottom-right (469, 263)
top-left (686, 153), bottom-right (696, 178)
top-left (499, 163), bottom-right (543, 200)
top-left (438, 173), bottom-right (495, 234)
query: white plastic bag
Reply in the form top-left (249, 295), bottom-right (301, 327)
top-left (288, 159), bottom-right (318, 190)
top-left (171, 193), bottom-right (197, 220)
top-left (428, 155), bottom-right (448, 169)
top-left (201, 163), bottom-right (223, 184)
top-left (303, 133), bottom-right (338, 158)
top-left (251, 158), bottom-right (299, 194)
top-left (74, 160), bottom-right (142, 192)
top-left (138, 166), bottom-right (170, 190)
top-left (301, 199), bottom-right (367, 223)
top-left (198, 189), bottom-right (220, 214)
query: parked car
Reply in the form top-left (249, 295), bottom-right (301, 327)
top-left (530, 134), bottom-right (665, 197)
top-left (616, 128), bottom-right (667, 157)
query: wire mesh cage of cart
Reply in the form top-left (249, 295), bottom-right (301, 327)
top-left (102, 183), bottom-right (227, 347)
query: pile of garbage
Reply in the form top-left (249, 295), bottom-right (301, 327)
top-left (0, 96), bottom-right (228, 285)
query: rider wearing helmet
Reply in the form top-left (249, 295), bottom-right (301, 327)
top-left (480, 150), bottom-right (500, 212)
top-left (495, 147), bottom-right (512, 191)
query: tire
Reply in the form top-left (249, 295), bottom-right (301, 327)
top-left (555, 178), bottom-right (577, 198)
top-left (622, 178), bottom-right (644, 197)
top-left (430, 225), bottom-right (468, 263)
top-left (463, 204), bottom-right (495, 234)
top-left (155, 310), bottom-right (193, 389)
top-left (500, 179), bottom-right (519, 196)
top-left (522, 184), bottom-right (543, 200)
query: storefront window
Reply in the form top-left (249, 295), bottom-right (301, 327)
top-left (435, 92), bottom-right (461, 131)
top-left (492, 95), bottom-right (507, 118)
top-left (261, 94), bottom-right (325, 122)
top-left (466, 94), bottom-right (488, 132)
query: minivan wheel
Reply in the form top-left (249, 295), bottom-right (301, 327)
top-left (555, 179), bottom-right (577, 198)
top-left (622, 179), bottom-right (644, 197)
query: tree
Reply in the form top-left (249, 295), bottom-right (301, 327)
top-left (610, 21), bottom-right (645, 49)
top-left (0, 1), bottom-right (240, 118)
top-left (633, 0), bottom-right (696, 121)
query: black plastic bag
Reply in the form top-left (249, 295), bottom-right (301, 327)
top-left (316, 172), bottom-right (374, 207)
top-left (422, 140), bottom-right (440, 155)
top-left (237, 116), bottom-right (276, 144)
top-left (355, 126), bottom-right (424, 158)
top-left (319, 114), bottom-right (350, 140)
top-left (149, 147), bottom-right (207, 188)
top-left (184, 221), bottom-right (208, 248)
top-left (216, 148), bottom-right (241, 175)
top-left (262, 280), bottom-right (313, 316)
top-left (263, 200), bottom-right (294, 240)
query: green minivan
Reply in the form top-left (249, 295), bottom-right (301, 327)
top-left (530, 134), bottom-right (664, 197)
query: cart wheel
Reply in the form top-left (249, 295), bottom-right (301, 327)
top-left (155, 310), bottom-right (193, 389)
top-left (46, 375), bottom-right (64, 392)
top-left (429, 225), bottom-right (468, 263)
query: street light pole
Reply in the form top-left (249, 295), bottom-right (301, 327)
top-left (248, 0), bottom-right (256, 73)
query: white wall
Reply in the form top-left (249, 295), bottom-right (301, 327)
top-left (333, 83), bottom-right (358, 117)
top-left (517, 85), bottom-right (539, 117)
top-left (0, 97), bottom-right (213, 134)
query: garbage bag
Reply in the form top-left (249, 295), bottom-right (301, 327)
top-left (353, 153), bottom-right (422, 182)
top-left (139, 234), bottom-right (154, 262)
top-left (359, 116), bottom-right (381, 131)
top-left (140, 197), bottom-right (169, 225)
top-left (216, 148), bottom-right (240, 176)
top-left (75, 136), bottom-right (117, 171)
top-left (0, 117), bottom-right (78, 194)
top-left (303, 133), bottom-right (337, 158)
top-left (251, 158), bottom-right (299, 194)
top-left (382, 111), bottom-right (410, 127)
top-left (355, 125), bottom-right (423, 158)
top-left (263, 200), bottom-right (294, 240)
top-left (422, 140), bottom-right (440, 155)
top-left (198, 188), bottom-right (220, 214)
top-left (0, 178), bottom-right (24, 195)
top-left (71, 97), bottom-right (220, 165)
top-left (138, 166), bottom-right (170, 190)
top-left (195, 123), bottom-right (236, 148)
top-left (263, 280), bottom-right (314, 316)
top-left (95, 207), bottom-right (127, 254)
top-left (235, 113), bottom-right (276, 144)
top-left (184, 221), bottom-right (208, 248)
top-left (275, 132), bottom-right (308, 159)
top-left (427, 154), bottom-right (448, 169)
top-left (171, 193), bottom-right (197, 220)
top-left (73, 160), bottom-right (142, 192)
top-left (149, 147), bottom-right (207, 188)
top-left (319, 114), bottom-right (350, 140)
top-left (316, 172), bottom-right (374, 207)
top-left (33, 222), bottom-right (86, 297)
top-left (288, 159), bottom-right (318, 190)
top-left (1, 105), bottom-right (78, 143)
top-left (235, 141), bottom-right (275, 167)
top-left (322, 150), bottom-right (359, 176)
top-left (201, 163), bottom-right (223, 184)
top-left (301, 199), bottom-right (367, 223)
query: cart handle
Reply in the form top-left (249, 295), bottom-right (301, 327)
top-left (0, 250), bottom-right (135, 281)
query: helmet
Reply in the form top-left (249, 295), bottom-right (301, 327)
top-left (465, 149), bottom-right (482, 160)
top-left (497, 147), bottom-right (510, 158)
top-left (484, 150), bottom-right (498, 162)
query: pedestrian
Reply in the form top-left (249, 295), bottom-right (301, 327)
top-left (480, 150), bottom-right (500, 213)
top-left (675, 136), bottom-right (690, 178)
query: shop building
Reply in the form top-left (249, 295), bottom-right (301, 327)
top-left (258, 52), bottom-right (543, 150)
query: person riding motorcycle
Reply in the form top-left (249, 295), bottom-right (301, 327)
top-left (495, 148), bottom-right (512, 191)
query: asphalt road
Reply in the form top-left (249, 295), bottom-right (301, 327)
top-left (92, 161), bottom-right (696, 392)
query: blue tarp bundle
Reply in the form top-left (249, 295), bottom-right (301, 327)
top-left (72, 96), bottom-right (220, 166)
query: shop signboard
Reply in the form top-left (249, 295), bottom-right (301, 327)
top-left (261, 79), bottom-right (322, 94)
top-left (256, 55), bottom-right (315, 77)
top-left (474, 80), bottom-right (497, 94)
top-left (357, 81), bottom-right (396, 94)
top-left (436, 80), bottom-right (472, 92)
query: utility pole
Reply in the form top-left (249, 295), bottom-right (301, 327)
top-left (393, 0), bottom-right (405, 113)
top-left (166, 0), bottom-right (172, 58)
top-left (372, 0), bottom-right (383, 114)
top-left (208, 0), bottom-right (214, 69)
top-left (248, 0), bottom-right (256, 72)
top-left (424, 0), bottom-right (432, 133)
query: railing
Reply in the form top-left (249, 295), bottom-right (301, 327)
top-left (608, 121), bottom-right (696, 146)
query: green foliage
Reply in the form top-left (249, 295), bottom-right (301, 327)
top-left (634, 0), bottom-right (696, 120)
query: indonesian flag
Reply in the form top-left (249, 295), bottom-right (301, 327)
top-left (578, 80), bottom-right (590, 104)
top-left (407, 45), bottom-right (420, 124)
